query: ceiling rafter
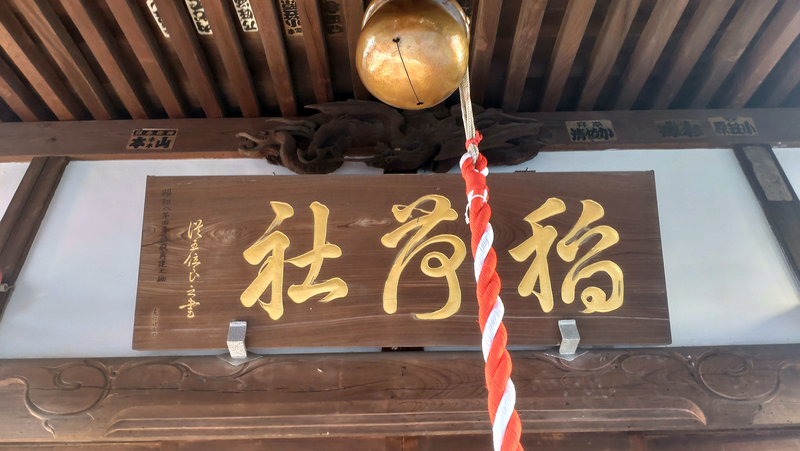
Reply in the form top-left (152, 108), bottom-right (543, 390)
top-left (576, 0), bottom-right (641, 111)
top-left (469, 0), bottom-right (502, 106)
top-left (250, 0), bottom-right (297, 117)
top-left (203, 0), bottom-right (259, 117)
top-left (152, 0), bottom-right (224, 118)
top-left (63, 0), bottom-right (152, 120)
top-left (105, 0), bottom-right (186, 119)
top-left (612, 0), bottom-right (689, 110)
top-left (343, 0), bottom-right (369, 101)
top-left (688, 0), bottom-right (779, 109)
top-left (540, 0), bottom-right (596, 112)
top-left (501, 0), bottom-right (547, 113)
top-left (0, 2), bottom-right (84, 121)
top-left (14, 0), bottom-right (117, 120)
top-left (761, 41), bottom-right (800, 108)
top-left (720, 0), bottom-right (800, 108)
top-left (650, 0), bottom-right (735, 110)
top-left (297, 0), bottom-right (333, 103)
top-left (0, 55), bottom-right (48, 122)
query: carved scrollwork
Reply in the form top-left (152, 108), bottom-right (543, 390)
top-left (237, 100), bottom-right (550, 174)
top-left (2, 347), bottom-right (800, 439)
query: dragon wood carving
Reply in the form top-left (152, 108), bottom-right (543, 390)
top-left (236, 100), bottom-right (550, 174)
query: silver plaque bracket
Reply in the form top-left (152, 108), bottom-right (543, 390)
top-left (544, 319), bottom-right (587, 362)
top-left (217, 321), bottom-right (262, 366)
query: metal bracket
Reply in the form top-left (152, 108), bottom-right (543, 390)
top-left (0, 283), bottom-right (12, 293)
top-left (543, 319), bottom-right (587, 362)
top-left (217, 321), bottom-right (262, 366)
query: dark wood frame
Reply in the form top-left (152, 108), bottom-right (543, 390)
top-left (2, 109), bottom-right (800, 449)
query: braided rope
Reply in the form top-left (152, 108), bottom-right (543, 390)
top-left (457, 70), bottom-right (523, 451)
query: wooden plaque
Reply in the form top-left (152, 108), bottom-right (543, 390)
top-left (133, 173), bottom-right (670, 350)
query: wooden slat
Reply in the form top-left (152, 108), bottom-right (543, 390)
top-left (469, 0), bottom-right (502, 106)
top-left (540, 0), bottom-right (596, 112)
top-left (13, 0), bottom-right (117, 120)
top-left (202, 0), bottom-right (259, 117)
top-left (576, 0), bottom-right (641, 111)
top-left (250, 0), bottom-right (297, 116)
top-left (734, 144), bottom-right (800, 287)
top-left (689, 0), bottom-right (779, 109)
top-left (0, 158), bottom-right (46, 256)
top-left (343, 0), bottom-right (370, 100)
top-left (153, 0), bottom-right (224, 118)
top-left (761, 42), bottom-right (800, 107)
top-left (106, 0), bottom-right (187, 119)
top-left (501, 0), bottom-right (547, 112)
top-left (721, 0), bottom-right (800, 108)
top-left (62, 0), bottom-right (152, 120)
top-left (0, 156), bottom-right (67, 318)
top-left (0, 108), bottom-right (796, 162)
top-left (650, 0), bottom-right (735, 110)
top-left (296, 0), bottom-right (333, 103)
top-left (611, 0), bottom-right (689, 110)
top-left (0, 2), bottom-right (84, 121)
top-left (0, 56), bottom-right (48, 122)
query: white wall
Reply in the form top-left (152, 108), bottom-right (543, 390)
top-left (0, 149), bottom-right (798, 358)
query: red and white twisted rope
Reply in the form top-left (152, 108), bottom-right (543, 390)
top-left (458, 71), bottom-right (523, 451)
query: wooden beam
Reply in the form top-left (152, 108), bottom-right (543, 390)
top-left (62, 0), bottom-right (152, 120)
top-left (343, 0), bottom-right (370, 101)
top-left (0, 158), bottom-right (46, 256)
top-left (13, 0), bottom-right (117, 120)
top-left (469, 0), bottom-right (502, 106)
top-left (202, 0), bottom-right (259, 117)
top-left (611, 0), bottom-right (689, 110)
top-left (0, 156), bottom-right (67, 318)
top-left (106, 0), bottom-right (187, 119)
top-left (734, 144), bottom-right (800, 287)
top-left (0, 2), bottom-right (84, 121)
top-left (721, 0), bottom-right (800, 109)
top-left (650, 0), bottom-right (735, 110)
top-left (689, 0), bottom-right (778, 109)
top-left (153, 0), bottom-right (224, 118)
top-left (2, 345), bottom-right (800, 441)
top-left (761, 41), bottom-right (800, 107)
top-left (0, 107), bottom-right (795, 162)
top-left (576, 0), bottom-right (640, 111)
top-left (540, 0), bottom-right (596, 112)
top-left (0, 56), bottom-right (48, 122)
top-left (501, 0), bottom-right (547, 112)
top-left (296, 0), bottom-right (333, 103)
top-left (250, 0), bottom-right (297, 116)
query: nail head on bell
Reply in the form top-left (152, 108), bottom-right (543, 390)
top-left (356, 0), bottom-right (470, 110)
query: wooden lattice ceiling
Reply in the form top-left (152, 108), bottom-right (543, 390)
top-left (0, 0), bottom-right (798, 123)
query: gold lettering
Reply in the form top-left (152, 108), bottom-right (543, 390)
top-left (381, 195), bottom-right (466, 320)
top-left (241, 201), bottom-right (347, 320)
top-left (557, 200), bottom-right (624, 313)
top-left (241, 202), bottom-right (293, 320)
top-left (508, 198), bottom-right (566, 313)
top-left (286, 202), bottom-right (348, 303)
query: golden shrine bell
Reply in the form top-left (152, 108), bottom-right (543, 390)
top-left (356, 0), bottom-right (470, 110)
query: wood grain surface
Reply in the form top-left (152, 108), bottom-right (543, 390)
top-left (133, 172), bottom-right (669, 350)
top-left (2, 345), bottom-right (800, 442)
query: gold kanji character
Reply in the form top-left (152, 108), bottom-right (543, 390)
top-left (381, 195), bottom-right (466, 320)
top-left (557, 200), bottom-right (624, 313)
top-left (286, 202), bottom-right (348, 304)
top-left (508, 197), bottom-right (566, 313)
top-left (241, 201), bottom-right (346, 320)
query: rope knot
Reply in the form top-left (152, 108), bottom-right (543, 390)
top-left (465, 130), bottom-right (483, 150)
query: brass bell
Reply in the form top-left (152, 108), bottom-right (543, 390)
top-left (356, 0), bottom-right (470, 110)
